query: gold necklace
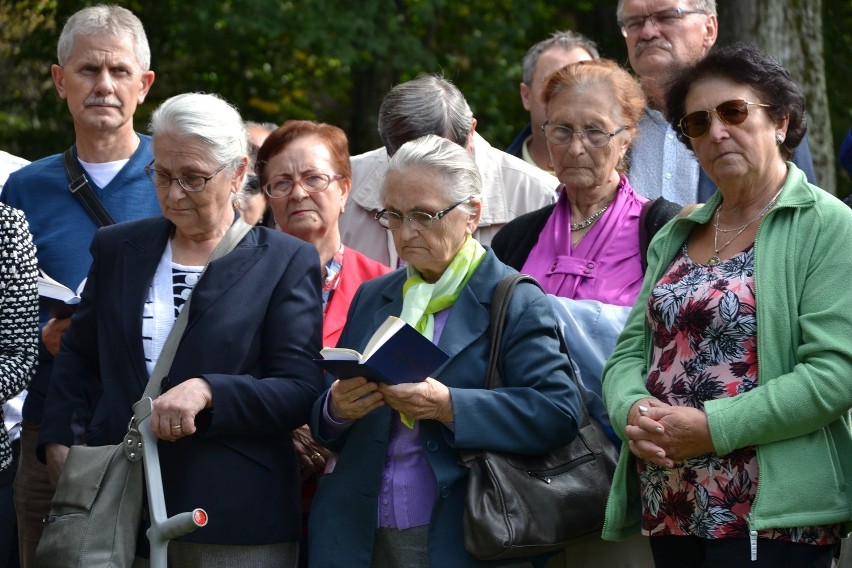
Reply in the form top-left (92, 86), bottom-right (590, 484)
top-left (707, 187), bottom-right (783, 266)
top-left (570, 200), bottom-right (612, 231)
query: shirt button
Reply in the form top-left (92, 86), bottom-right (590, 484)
top-left (665, 172), bottom-right (673, 179)
top-left (426, 440), bottom-right (438, 452)
top-left (440, 486), bottom-right (450, 498)
top-left (586, 262), bottom-right (594, 269)
top-left (667, 133), bottom-right (674, 140)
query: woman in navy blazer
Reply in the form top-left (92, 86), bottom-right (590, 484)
top-left (39, 94), bottom-right (324, 567)
top-left (308, 135), bottom-right (583, 567)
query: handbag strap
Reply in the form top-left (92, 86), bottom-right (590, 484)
top-left (486, 273), bottom-right (592, 426)
top-left (140, 218), bottom-right (253, 400)
top-left (62, 147), bottom-right (117, 227)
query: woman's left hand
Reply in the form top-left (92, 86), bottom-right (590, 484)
top-left (378, 378), bottom-right (454, 424)
top-left (626, 405), bottom-right (715, 465)
top-left (151, 377), bottom-right (213, 441)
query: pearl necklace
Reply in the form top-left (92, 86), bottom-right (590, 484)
top-left (570, 201), bottom-right (611, 231)
top-left (707, 187), bottom-right (783, 266)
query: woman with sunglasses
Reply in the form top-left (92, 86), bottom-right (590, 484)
top-left (308, 135), bottom-right (582, 567)
top-left (602, 42), bottom-right (852, 567)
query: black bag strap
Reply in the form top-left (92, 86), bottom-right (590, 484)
top-left (486, 273), bottom-right (593, 427)
top-left (639, 197), bottom-right (681, 272)
top-left (62, 146), bottom-right (116, 227)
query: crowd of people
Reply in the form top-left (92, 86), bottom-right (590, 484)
top-left (0, 2), bottom-right (849, 568)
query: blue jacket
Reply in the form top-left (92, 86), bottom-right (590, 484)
top-left (0, 135), bottom-right (161, 422)
top-left (40, 216), bottom-right (324, 545)
top-left (308, 250), bottom-right (583, 567)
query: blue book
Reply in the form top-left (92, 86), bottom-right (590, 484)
top-left (315, 316), bottom-right (449, 385)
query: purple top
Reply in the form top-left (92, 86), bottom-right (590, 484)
top-left (521, 174), bottom-right (648, 307)
top-left (322, 309), bottom-right (451, 530)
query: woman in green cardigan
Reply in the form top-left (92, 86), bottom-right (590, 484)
top-left (602, 42), bottom-right (852, 567)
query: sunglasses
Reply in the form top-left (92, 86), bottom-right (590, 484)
top-left (679, 99), bottom-right (771, 139)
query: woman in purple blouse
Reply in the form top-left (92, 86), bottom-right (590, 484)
top-left (491, 59), bottom-right (678, 307)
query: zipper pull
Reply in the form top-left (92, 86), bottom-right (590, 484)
top-left (749, 530), bottom-right (758, 561)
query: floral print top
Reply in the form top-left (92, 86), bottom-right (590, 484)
top-left (639, 244), bottom-right (839, 545)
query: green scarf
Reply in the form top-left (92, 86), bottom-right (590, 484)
top-left (397, 236), bottom-right (487, 427)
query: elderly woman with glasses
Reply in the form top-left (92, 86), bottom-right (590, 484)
top-left (307, 134), bottom-right (582, 567)
top-left (40, 93), bottom-right (324, 567)
top-left (602, 43), bottom-right (852, 567)
top-left (491, 58), bottom-right (678, 306)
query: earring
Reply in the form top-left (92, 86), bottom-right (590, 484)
top-left (775, 133), bottom-right (785, 146)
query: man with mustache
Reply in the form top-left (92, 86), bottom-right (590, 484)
top-left (0, 6), bottom-right (159, 566)
top-left (618, 0), bottom-right (816, 203)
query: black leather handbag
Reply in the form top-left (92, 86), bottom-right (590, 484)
top-left (460, 274), bottom-right (619, 561)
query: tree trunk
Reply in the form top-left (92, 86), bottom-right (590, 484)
top-left (719, 0), bottom-right (835, 194)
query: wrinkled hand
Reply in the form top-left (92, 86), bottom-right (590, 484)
top-left (292, 424), bottom-right (331, 481)
top-left (378, 378), bottom-right (453, 424)
top-left (42, 317), bottom-right (72, 356)
top-left (151, 378), bottom-right (213, 441)
top-left (329, 377), bottom-right (384, 420)
top-left (626, 403), bottom-right (714, 467)
top-left (45, 443), bottom-right (70, 487)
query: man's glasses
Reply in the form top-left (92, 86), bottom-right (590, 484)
top-left (542, 125), bottom-right (625, 148)
top-left (263, 173), bottom-right (344, 199)
top-left (678, 99), bottom-right (771, 139)
top-left (145, 161), bottom-right (227, 192)
top-left (375, 197), bottom-right (472, 231)
top-left (618, 7), bottom-right (708, 37)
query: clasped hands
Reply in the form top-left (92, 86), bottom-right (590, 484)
top-left (625, 398), bottom-right (715, 468)
top-left (329, 376), bottom-right (454, 424)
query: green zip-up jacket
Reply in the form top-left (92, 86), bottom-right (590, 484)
top-left (602, 163), bottom-right (852, 541)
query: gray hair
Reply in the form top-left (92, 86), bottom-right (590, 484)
top-left (616, 0), bottom-right (717, 22)
top-left (378, 75), bottom-right (474, 157)
top-left (522, 30), bottom-right (600, 85)
top-left (57, 5), bottom-right (151, 70)
top-left (382, 135), bottom-right (481, 214)
top-left (149, 93), bottom-right (248, 181)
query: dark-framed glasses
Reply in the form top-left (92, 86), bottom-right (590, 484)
top-left (542, 124), bottom-right (626, 148)
top-left (375, 197), bottom-right (473, 231)
top-left (263, 173), bottom-right (344, 199)
top-left (678, 99), bottom-right (771, 139)
top-left (618, 7), bottom-right (708, 36)
top-left (145, 160), bottom-right (227, 192)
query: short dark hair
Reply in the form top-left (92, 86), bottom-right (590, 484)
top-left (666, 42), bottom-right (807, 161)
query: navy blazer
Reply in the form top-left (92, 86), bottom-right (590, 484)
top-left (40, 216), bottom-right (324, 545)
top-left (308, 250), bottom-right (583, 567)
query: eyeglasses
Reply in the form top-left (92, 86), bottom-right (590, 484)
top-left (145, 161), bottom-right (227, 192)
top-left (263, 173), bottom-right (344, 199)
top-left (678, 99), bottom-right (771, 139)
top-left (375, 197), bottom-right (472, 231)
top-left (618, 7), bottom-right (708, 37)
top-left (542, 124), bottom-right (626, 148)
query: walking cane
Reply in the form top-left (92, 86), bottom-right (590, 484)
top-left (132, 397), bottom-right (208, 568)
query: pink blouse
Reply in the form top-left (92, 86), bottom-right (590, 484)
top-left (521, 174), bottom-right (648, 306)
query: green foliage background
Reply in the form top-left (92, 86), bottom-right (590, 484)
top-left (1, 0), bottom-right (849, 197)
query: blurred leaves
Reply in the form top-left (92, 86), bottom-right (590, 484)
top-left (0, 0), bottom-right (848, 197)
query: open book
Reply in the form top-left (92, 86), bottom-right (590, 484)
top-left (315, 316), bottom-right (449, 385)
top-left (38, 269), bottom-right (86, 319)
